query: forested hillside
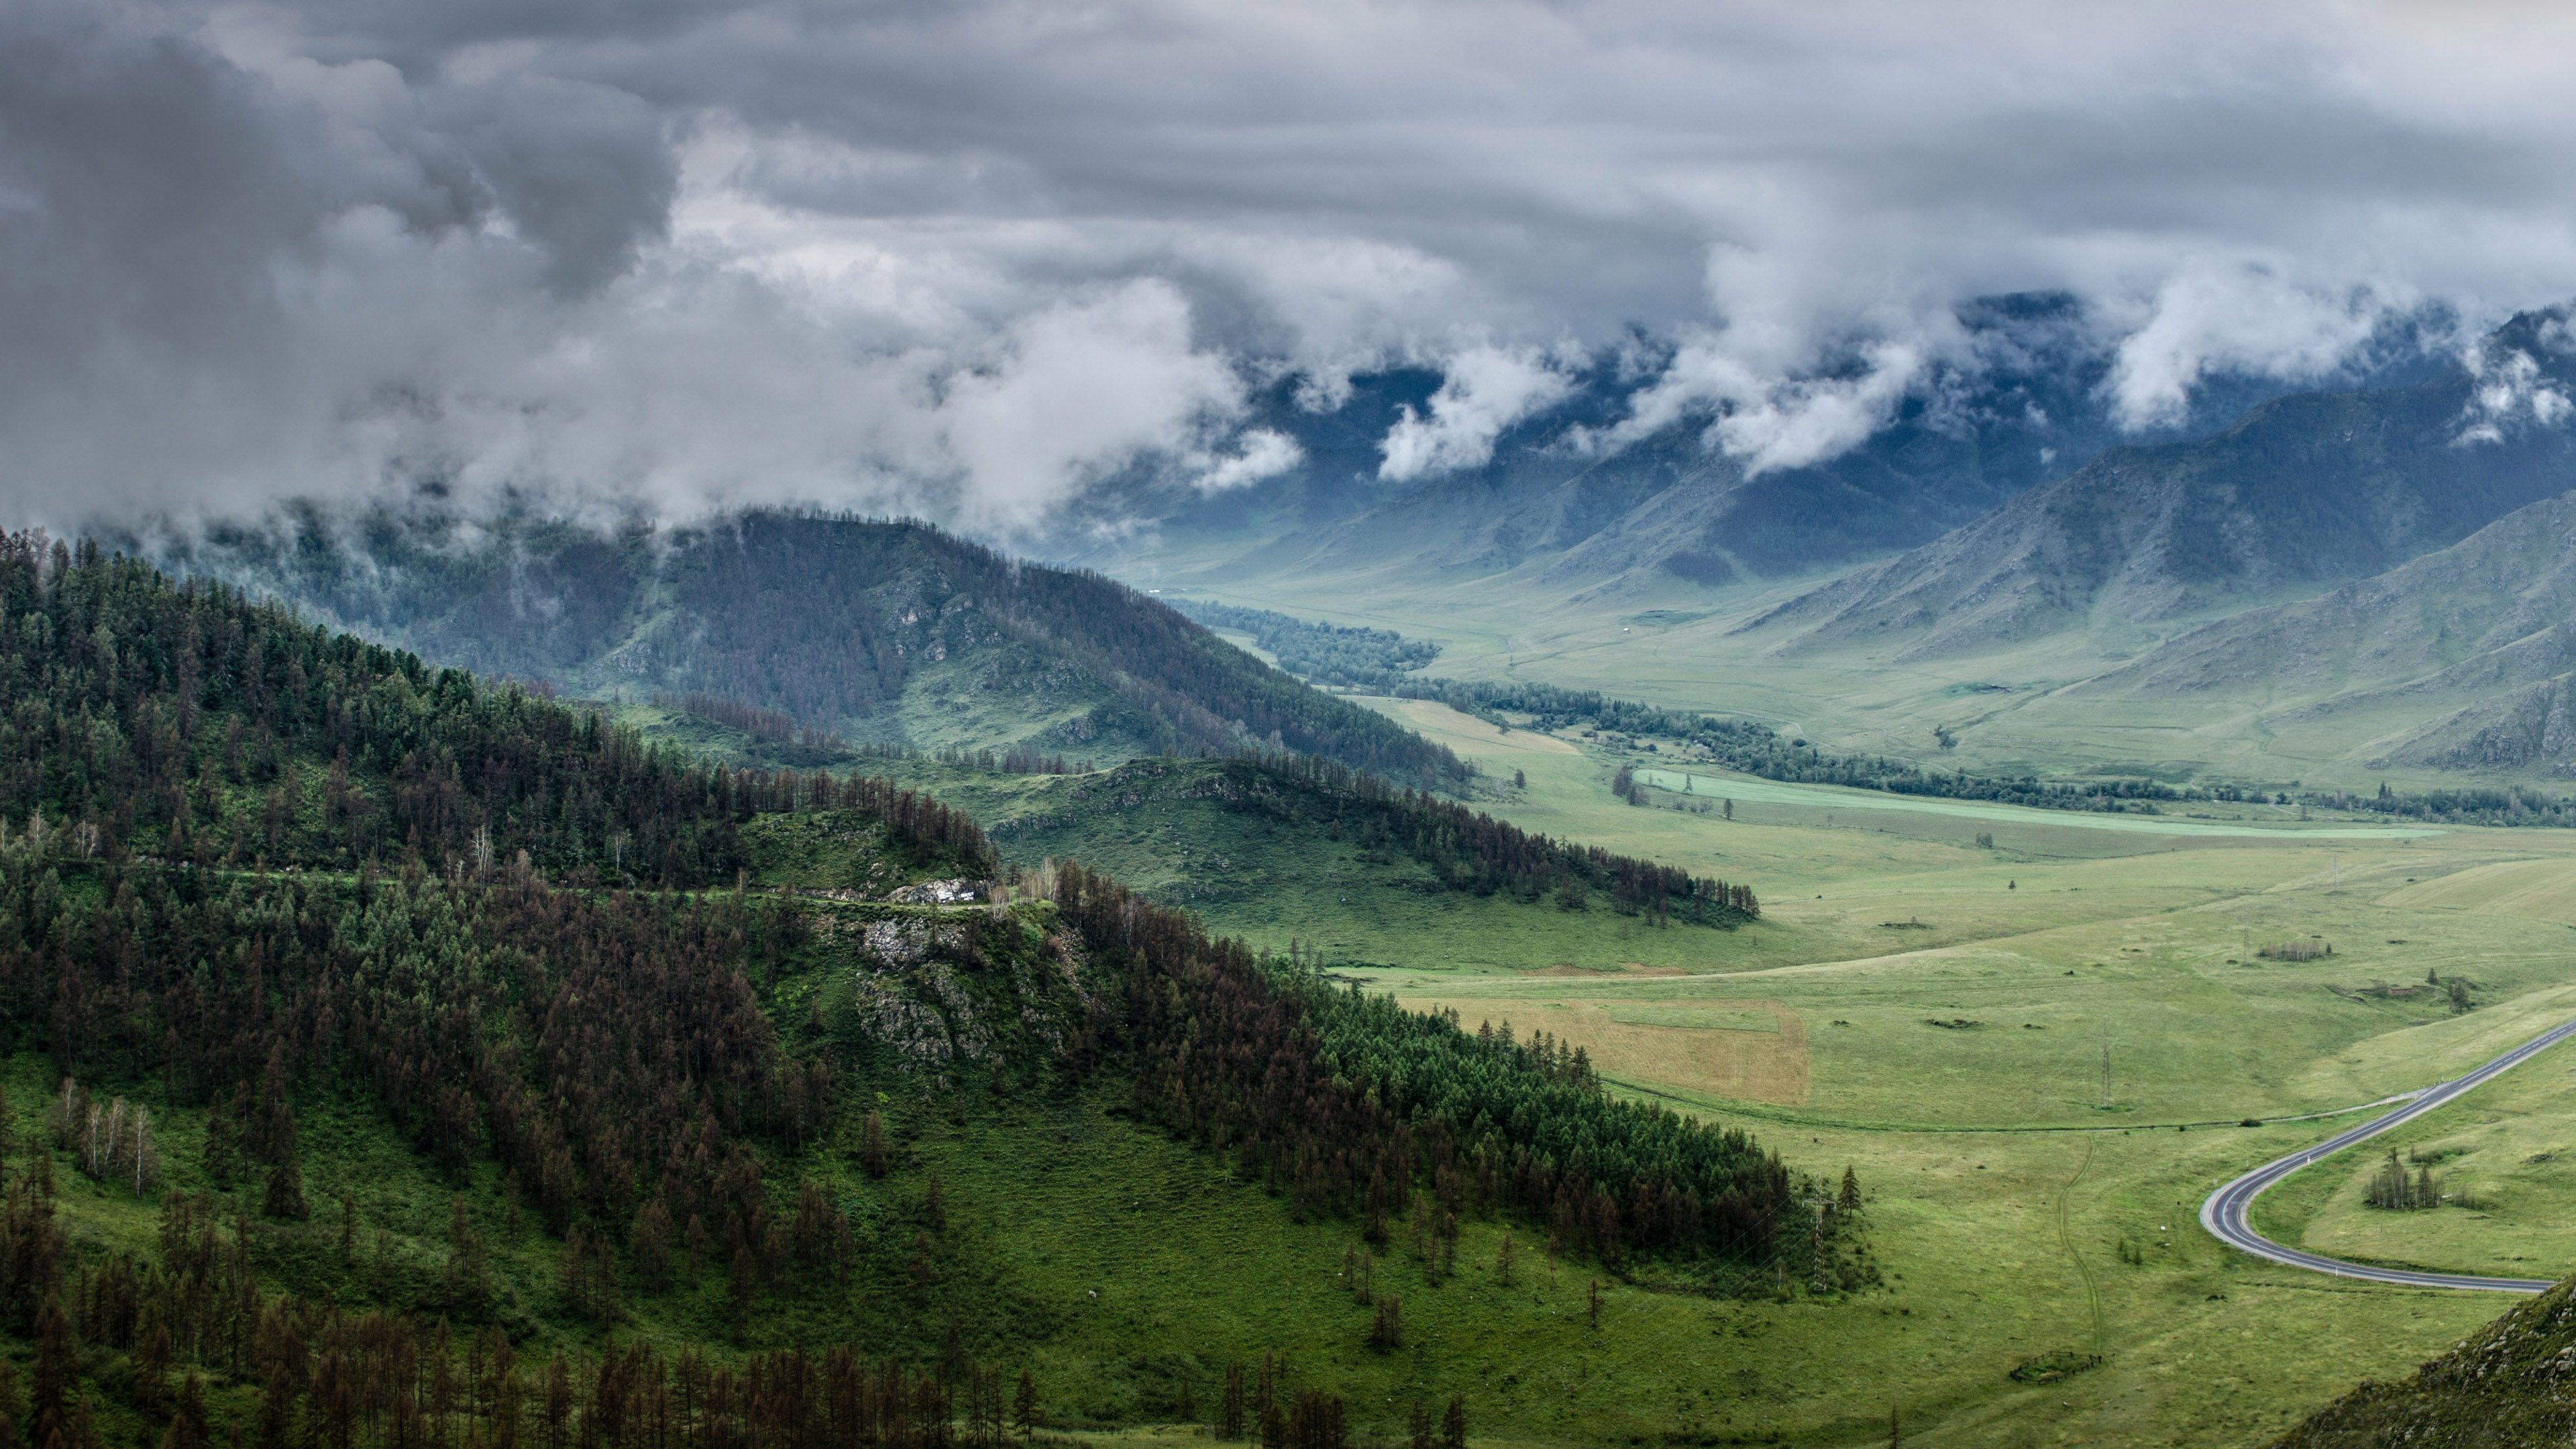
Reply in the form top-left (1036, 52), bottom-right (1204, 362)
top-left (152, 511), bottom-right (1465, 790)
top-left (0, 533), bottom-right (1821, 1446)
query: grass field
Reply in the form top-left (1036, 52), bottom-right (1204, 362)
top-left (607, 692), bottom-right (2576, 1444)
top-left (1325, 700), bottom-right (2576, 1445)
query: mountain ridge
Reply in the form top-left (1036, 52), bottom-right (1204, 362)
top-left (1080, 292), bottom-right (2440, 596)
top-left (144, 508), bottom-right (1469, 788)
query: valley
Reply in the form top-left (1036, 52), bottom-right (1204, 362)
top-left (9, 485), bottom-right (2576, 1446)
top-left (639, 672), bottom-right (2576, 1444)
top-left (23, 7), bottom-right (2576, 1443)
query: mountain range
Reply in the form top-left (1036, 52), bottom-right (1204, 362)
top-left (1087, 303), bottom-right (2576, 788)
top-left (1083, 293), bottom-right (2448, 593)
top-left (1740, 309), bottom-right (2576, 660)
top-left (146, 509), bottom-right (1465, 788)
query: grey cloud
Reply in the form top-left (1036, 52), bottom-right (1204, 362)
top-left (9, 0), bottom-right (2576, 528)
top-left (443, 74), bottom-right (675, 295)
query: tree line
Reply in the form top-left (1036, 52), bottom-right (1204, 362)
top-left (1055, 860), bottom-right (1790, 1266)
top-left (1161, 602), bottom-right (1441, 689)
top-left (1167, 603), bottom-right (2548, 823)
top-left (1199, 755), bottom-right (1758, 924)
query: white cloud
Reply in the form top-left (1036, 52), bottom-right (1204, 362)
top-left (2103, 263), bottom-right (2394, 430)
top-left (1585, 336), bottom-right (1930, 477)
top-left (2455, 347), bottom-right (2573, 445)
top-left (1194, 428), bottom-right (1304, 493)
top-left (929, 282), bottom-right (1245, 529)
top-left (1378, 345), bottom-right (1576, 482)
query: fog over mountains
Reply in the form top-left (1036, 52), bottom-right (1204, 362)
top-left (20, 0), bottom-right (2576, 792)
top-left (13, 0), bottom-right (2576, 540)
top-left (1075, 293), bottom-right (2460, 587)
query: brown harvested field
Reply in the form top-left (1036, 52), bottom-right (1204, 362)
top-left (1398, 995), bottom-right (1811, 1104)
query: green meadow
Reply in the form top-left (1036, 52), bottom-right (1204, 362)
top-left (1301, 700), bottom-right (2576, 1445)
top-left (614, 691), bottom-right (2576, 1444)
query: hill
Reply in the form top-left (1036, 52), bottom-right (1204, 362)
top-left (1738, 309), bottom-right (2576, 660)
top-left (0, 532), bottom-right (1834, 1446)
top-left (2271, 1277), bottom-right (2576, 1448)
top-left (151, 508), bottom-right (1466, 788)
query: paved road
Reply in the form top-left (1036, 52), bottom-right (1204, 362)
top-left (2200, 1015), bottom-right (2576, 1293)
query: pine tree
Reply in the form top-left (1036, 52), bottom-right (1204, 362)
top-left (1014, 1366), bottom-right (1039, 1440)
top-left (1440, 1395), bottom-right (1466, 1449)
top-left (1368, 1294), bottom-right (1402, 1353)
top-left (631, 1199), bottom-right (673, 1293)
top-left (1256, 1356), bottom-right (1285, 1449)
top-left (1839, 1167), bottom-right (1863, 1214)
top-left (260, 1157), bottom-right (307, 1221)
top-left (159, 1372), bottom-right (207, 1449)
top-left (28, 1297), bottom-right (70, 1449)
top-left (861, 1111), bottom-right (892, 1179)
top-left (447, 1195), bottom-right (488, 1311)
top-left (728, 1245), bottom-right (759, 1329)
top-left (1219, 1366), bottom-right (1246, 1441)
top-left (199, 1092), bottom-right (237, 1191)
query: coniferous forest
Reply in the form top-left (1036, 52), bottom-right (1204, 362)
top-left (0, 533), bottom-right (1817, 1447)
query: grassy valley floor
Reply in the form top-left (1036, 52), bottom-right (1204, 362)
top-left (627, 692), bottom-right (2576, 1445)
top-left (1203, 700), bottom-right (2576, 1446)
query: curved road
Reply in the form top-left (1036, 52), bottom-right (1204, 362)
top-left (2201, 1014), bottom-right (2576, 1293)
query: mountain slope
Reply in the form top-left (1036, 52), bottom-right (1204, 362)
top-left (155, 508), bottom-right (1466, 786)
top-left (1740, 310), bottom-right (2576, 660)
top-left (2082, 490), bottom-right (2576, 704)
top-left (2058, 488), bottom-right (2576, 773)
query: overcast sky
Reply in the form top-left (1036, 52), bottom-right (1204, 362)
top-left (8, 0), bottom-right (2576, 533)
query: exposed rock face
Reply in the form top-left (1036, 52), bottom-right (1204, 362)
top-left (842, 911), bottom-right (1086, 1077)
top-left (2379, 675), bottom-right (2576, 774)
top-left (885, 879), bottom-right (985, 905)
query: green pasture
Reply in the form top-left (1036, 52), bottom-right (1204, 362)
top-left (511, 692), bottom-right (2576, 1444)
top-left (1315, 698), bottom-right (2576, 1443)
top-left (1143, 554), bottom-right (2565, 796)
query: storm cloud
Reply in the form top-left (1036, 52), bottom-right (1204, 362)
top-left (7, 0), bottom-right (2576, 530)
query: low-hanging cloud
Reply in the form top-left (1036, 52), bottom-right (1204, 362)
top-left (10, 0), bottom-right (2576, 534)
top-left (1378, 345), bottom-right (1578, 482)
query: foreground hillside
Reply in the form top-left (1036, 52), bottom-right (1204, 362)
top-left (0, 534), bottom-right (1832, 1446)
top-left (149, 508), bottom-right (1462, 788)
